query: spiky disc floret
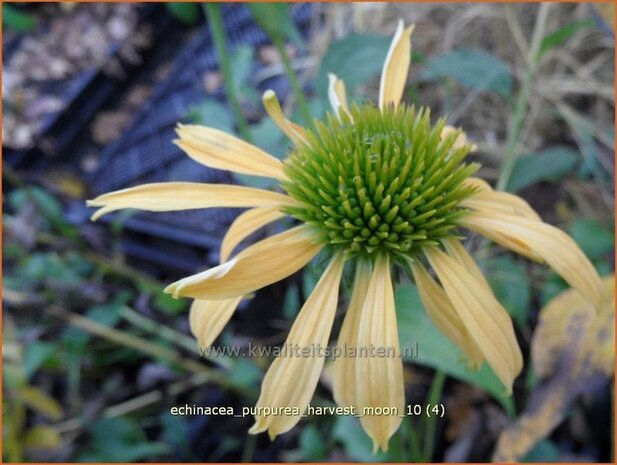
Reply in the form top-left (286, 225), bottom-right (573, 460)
top-left (282, 104), bottom-right (480, 259)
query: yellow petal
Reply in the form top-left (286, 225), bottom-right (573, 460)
top-left (462, 177), bottom-right (492, 192)
top-left (327, 73), bottom-right (351, 121)
top-left (165, 226), bottom-right (322, 300)
top-left (262, 90), bottom-right (308, 145)
top-left (440, 125), bottom-right (478, 152)
top-left (461, 188), bottom-right (541, 221)
top-left (332, 260), bottom-right (371, 407)
top-left (356, 254), bottom-right (404, 453)
top-left (379, 21), bottom-right (415, 110)
top-left (460, 212), bottom-right (604, 309)
top-left (189, 297), bottom-right (242, 348)
top-left (409, 259), bottom-right (483, 369)
top-left (425, 247), bottom-right (523, 393)
top-left (441, 239), bottom-right (492, 293)
top-left (87, 182), bottom-right (297, 221)
top-left (249, 254), bottom-right (345, 438)
top-left (220, 207), bottom-right (286, 262)
top-left (175, 124), bottom-right (287, 180)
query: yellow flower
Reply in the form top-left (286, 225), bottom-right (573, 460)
top-left (87, 20), bottom-right (603, 452)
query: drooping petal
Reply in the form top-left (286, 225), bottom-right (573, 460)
top-left (440, 125), bottom-right (478, 152)
top-left (175, 124), bottom-right (287, 180)
top-left (378, 20), bottom-right (415, 110)
top-left (460, 212), bottom-right (604, 309)
top-left (249, 254), bottom-right (345, 439)
top-left (220, 207), bottom-right (286, 262)
top-left (425, 247), bottom-right (523, 394)
top-left (87, 182), bottom-right (297, 221)
top-left (461, 188), bottom-right (541, 221)
top-left (356, 254), bottom-right (405, 453)
top-left (165, 225), bottom-right (322, 300)
top-left (189, 297), bottom-right (242, 348)
top-left (327, 73), bottom-right (351, 121)
top-left (409, 258), bottom-right (483, 369)
top-left (332, 260), bottom-right (371, 407)
top-left (441, 238), bottom-right (492, 293)
top-left (262, 90), bottom-right (308, 145)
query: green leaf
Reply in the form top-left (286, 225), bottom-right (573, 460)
top-left (248, 3), bottom-right (302, 46)
top-left (154, 291), bottom-right (187, 315)
top-left (165, 3), bottom-right (199, 25)
top-left (23, 342), bottom-right (56, 379)
top-left (507, 146), bottom-right (579, 192)
top-left (568, 219), bottom-right (614, 261)
top-left (483, 256), bottom-right (531, 327)
top-left (421, 49), bottom-right (513, 97)
top-left (521, 440), bottom-right (561, 462)
top-left (332, 415), bottom-right (388, 462)
top-left (80, 417), bottom-right (169, 462)
top-left (538, 19), bottom-right (594, 59)
top-left (315, 34), bottom-right (391, 99)
top-left (2, 4), bottom-right (36, 32)
top-left (395, 283), bottom-right (514, 415)
top-left (186, 99), bottom-right (234, 133)
top-left (230, 45), bottom-right (255, 90)
top-left (285, 425), bottom-right (328, 461)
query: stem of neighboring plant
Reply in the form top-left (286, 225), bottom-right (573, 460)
top-left (422, 370), bottom-right (446, 461)
top-left (204, 3), bottom-right (252, 142)
top-left (495, 2), bottom-right (552, 191)
top-left (271, 33), bottom-right (313, 127)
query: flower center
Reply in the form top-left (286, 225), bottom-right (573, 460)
top-left (282, 104), bottom-right (479, 259)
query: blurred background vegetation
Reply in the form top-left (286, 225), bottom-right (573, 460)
top-left (2, 2), bottom-right (614, 462)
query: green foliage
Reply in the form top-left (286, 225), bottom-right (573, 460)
top-left (421, 49), bottom-right (513, 97)
top-left (165, 3), bottom-right (200, 25)
top-left (538, 19), bottom-right (594, 59)
top-left (315, 34), bottom-right (391, 99)
top-left (484, 256), bottom-right (531, 327)
top-left (2, 4), bottom-right (36, 32)
top-left (395, 283), bottom-right (514, 414)
top-left (248, 3), bottom-right (302, 46)
top-left (78, 417), bottom-right (169, 462)
top-left (568, 218), bottom-right (614, 261)
top-left (507, 146), bottom-right (579, 192)
top-left (285, 425), bottom-right (328, 461)
top-left (187, 99), bottom-right (234, 133)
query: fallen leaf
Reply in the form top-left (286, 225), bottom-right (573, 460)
top-left (493, 275), bottom-right (614, 461)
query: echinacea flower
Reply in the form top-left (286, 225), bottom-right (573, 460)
top-left (87, 21), bottom-right (603, 452)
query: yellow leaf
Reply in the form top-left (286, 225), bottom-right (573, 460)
top-left (493, 275), bottom-right (614, 461)
top-left (15, 386), bottom-right (63, 421)
top-left (23, 425), bottom-right (62, 450)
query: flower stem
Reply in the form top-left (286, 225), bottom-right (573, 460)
top-left (204, 3), bottom-right (252, 142)
top-left (422, 370), bottom-right (446, 461)
top-left (495, 2), bottom-right (552, 191)
top-left (271, 32), bottom-right (313, 127)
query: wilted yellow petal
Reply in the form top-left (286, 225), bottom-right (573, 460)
top-left (409, 258), bottom-right (483, 369)
top-left (220, 207), bottom-right (286, 262)
top-left (87, 182), bottom-right (298, 221)
top-left (189, 297), bottom-right (243, 349)
top-left (460, 212), bottom-right (604, 309)
top-left (175, 124), bottom-right (287, 180)
top-left (327, 73), bottom-right (351, 121)
top-left (356, 254), bottom-right (404, 453)
top-left (441, 239), bottom-right (492, 293)
top-left (379, 21), bottom-right (414, 110)
top-left (440, 125), bottom-right (477, 152)
top-left (461, 189), bottom-right (541, 221)
top-left (425, 247), bottom-right (522, 393)
top-left (249, 254), bottom-right (345, 438)
top-left (165, 226), bottom-right (322, 300)
top-left (262, 90), bottom-right (308, 145)
top-left (332, 260), bottom-right (371, 407)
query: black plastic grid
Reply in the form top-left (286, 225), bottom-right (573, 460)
top-left (89, 3), bottom-right (315, 265)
